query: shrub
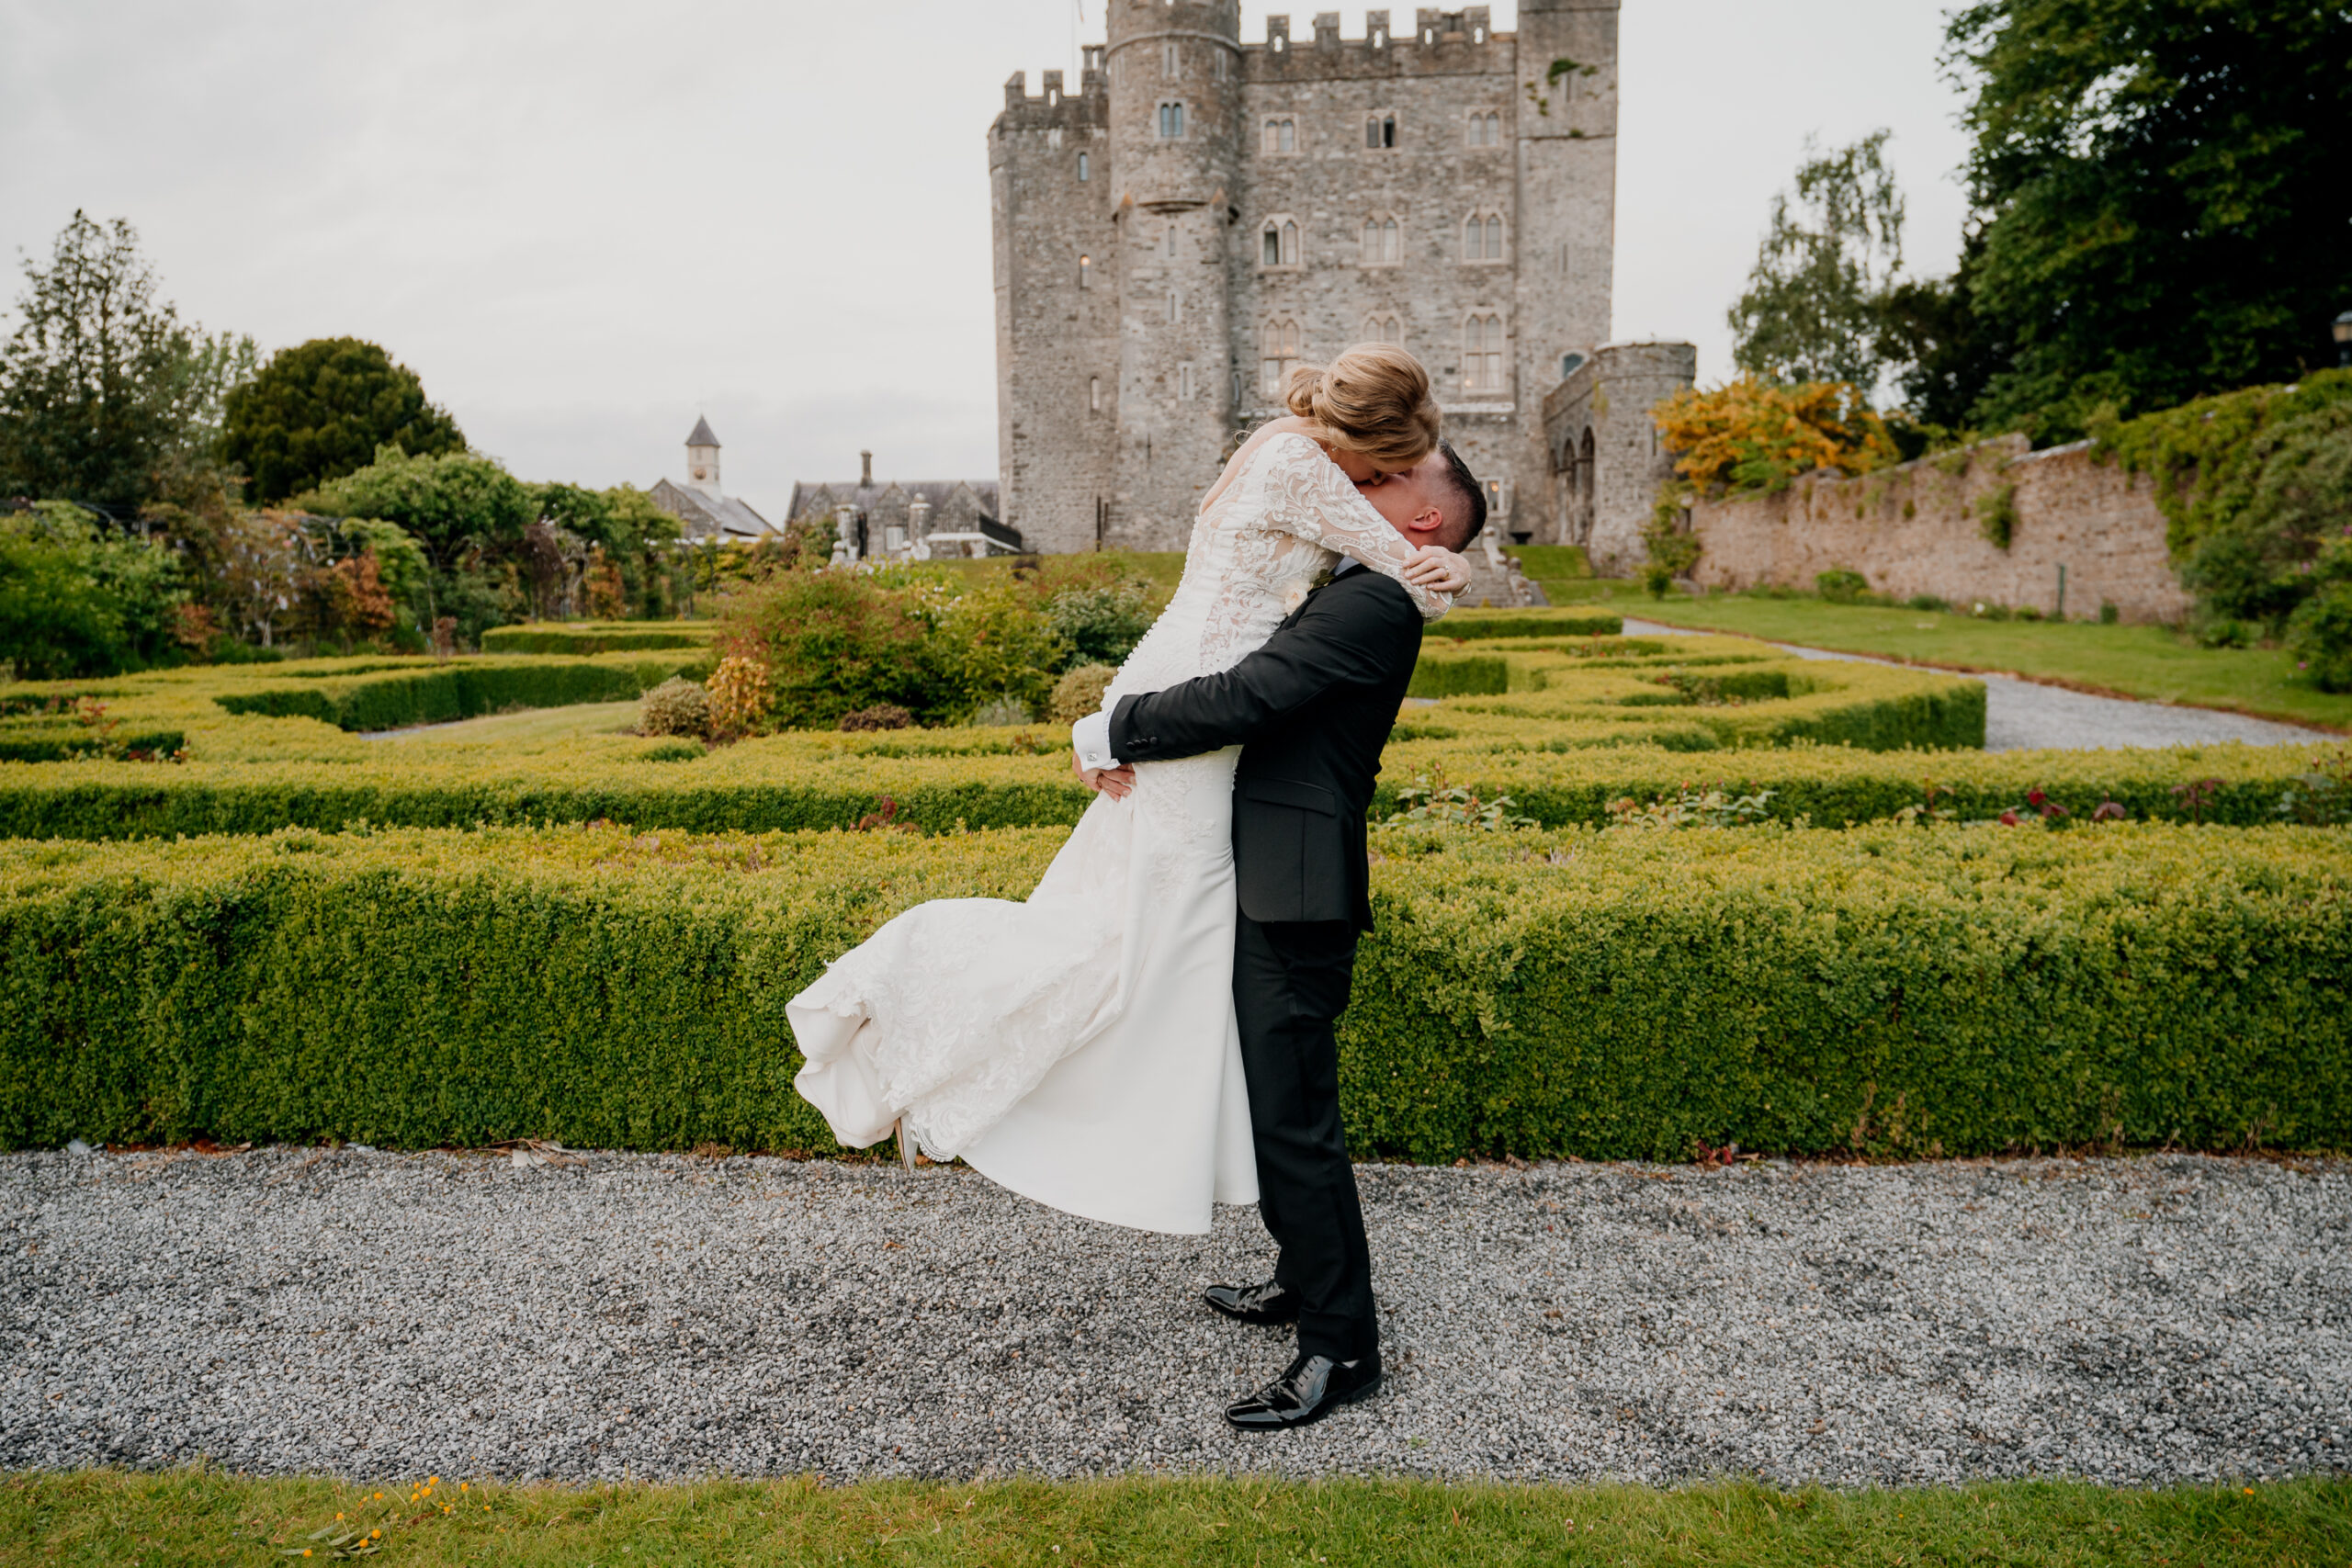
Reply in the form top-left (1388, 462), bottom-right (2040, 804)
top-left (2099, 600), bottom-right (2120, 625)
top-left (1044, 583), bottom-right (1153, 669)
top-left (1975, 482), bottom-right (2018, 550)
top-left (716, 570), bottom-right (952, 728)
top-left (2286, 582), bottom-right (2352, 693)
top-left (1651, 378), bottom-right (1897, 498)
top-left (840, 705), bottom-right (912, 732)
top-left (1815, 569), bottom-right (1869, 604)
top-left (638, 677), bottom-right (712, 739)
top-left (1905, 593), bottom-right (1949, 612)
top-left (1049, 664), bottom-right (1117, 726)
top-left (704, 654), bottom-right (773, 737)
top-left (2, 822), bottom-right (2341, 1161)
top-left (968, 696), bottom-right (1033, 727)
top-left (482, 623), bottom-right (714, 655)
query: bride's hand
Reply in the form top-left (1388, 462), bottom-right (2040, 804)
top-left (1402, 545), bottom-right (1472, 596)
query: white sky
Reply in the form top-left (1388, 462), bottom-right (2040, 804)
top-left (0, 1), bottom-right (1973, 522)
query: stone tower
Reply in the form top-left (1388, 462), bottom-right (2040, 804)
top-left (1106, 0), bottom-right (1244, 543)
top-left (992, 6), bottom-right (1623, 552)
top-left (684, 415), bottom-right (721, 496)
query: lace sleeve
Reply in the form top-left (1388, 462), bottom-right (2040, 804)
top-left (1256, 434), bottom-right (1452, 620)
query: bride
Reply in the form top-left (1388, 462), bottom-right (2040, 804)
top-left (786, 345), bottom-right (1468, 1234)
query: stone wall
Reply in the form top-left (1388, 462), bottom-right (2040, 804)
top-left (1688, 436), bottom-right (2192, 624)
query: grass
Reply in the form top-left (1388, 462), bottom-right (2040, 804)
top-left (364, 700), bottom-right (644, 749)
top-left (1623, 592), bottom-right (2352, 733)
top-left (7, 1470), bottom-right (2346, 1567)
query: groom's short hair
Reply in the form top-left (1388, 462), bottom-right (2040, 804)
top-left (1433, 442), bottom-right (1487, 551)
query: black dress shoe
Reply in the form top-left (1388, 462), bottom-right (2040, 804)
top-left (1204, 1280), bottom-right (1301, 1325)
top-left (1225, 1351), bottom-right (1382, 1432)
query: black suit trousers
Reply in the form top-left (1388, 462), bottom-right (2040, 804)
top-left (1233, 913), bottom-right (1376, 1361)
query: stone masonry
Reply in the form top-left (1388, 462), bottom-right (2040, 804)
top-left (1540, 339), bottom-right (1695, 575)
top-left (1689, 435), bottom-right (2194, 625)
top-left (992, 3), bottom-right (1621, 553)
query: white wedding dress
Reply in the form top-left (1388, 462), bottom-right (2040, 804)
top-left (786, 432), bottom-right (1450, 1234)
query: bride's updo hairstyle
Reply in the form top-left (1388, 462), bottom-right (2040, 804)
top-left (1282, 344), bottom-right (1442, 471)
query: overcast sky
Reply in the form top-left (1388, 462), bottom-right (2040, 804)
top-left (0, 1), bottom-right (1973, 521)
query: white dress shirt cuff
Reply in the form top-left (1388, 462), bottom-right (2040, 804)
top-left (1071, 711), bottom-right (1120, 771)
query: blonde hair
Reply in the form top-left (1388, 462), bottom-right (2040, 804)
top-left (1282, 344), bottom-right (1442, 470)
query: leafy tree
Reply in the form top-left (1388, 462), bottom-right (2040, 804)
top-left (0, 501), bottom-right (187, 677)
top-left (299, 445), bottom-right (532, 558)
top-left (220, 337), bottom-right (465, 503)
top-left (1728, 131), bottom-right (1906, 393)
top-left (1873, 226), bottom-right (2015, 435)
top-left (0, 212), bottom-right (253, 515)
top-left (1946, 0), bottom-right (2352, 440)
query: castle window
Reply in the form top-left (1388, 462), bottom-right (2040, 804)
top-left (1364, 112), bottom-right (1396, 150)
top-left (1261, 219), bottom-right (1300, 268)
top-left (1469, 111), bottom-right (1500, 147)
top-left (1162, 41), bottom-right (1179, 79)
top-left (1474, 24), bottom-right (1487, 43)
top-left (1157, 101), bottom-right (1184, 139)
top-left (1166, 288), bottom-right (1180, 324)
top-left (1361, 313), bottom-right (1402, 347)
top-left (1371, 26), bottom-right (1385, 47)
top-left (1180, 365), bottom-right (1195, 400)
top-left (1463, 211), bottom-right (1505, 262)
top-left (1260, 319), bottom-right (1302, 395)
top-left (1262, 118), bottom-right (1296, 154)
top-left (1167, 224), bottom-right (1178, 258)
top-left (1090, 376), bottom-right (1102, 412)
top-left (1077, 152), bottom-right (1090, 182)
top-left (1464, 313), bottom-right (1506, 392)
top-left (1358, 215), bottom-right (1400, 267)
top-left (1559, 350), bottom-right (1587, 381)
top-left (1079, 254), bottom-right (1091, 289)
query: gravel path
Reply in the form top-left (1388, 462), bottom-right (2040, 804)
top-left (1620, 617), bottom-right (2337, 751)
top-left (5, 1148), bottom-right (2345, 1486)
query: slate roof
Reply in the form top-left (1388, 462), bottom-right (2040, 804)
top-left (685, 415), bottom-right (720, 447)
top-left (649, 477), bottom-right (772, 539)
top-left (785, 479), bottom-right (1001, 523)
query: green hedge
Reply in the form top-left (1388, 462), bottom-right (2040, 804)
top-left (0, 737), bottom-right (2339, 841)
top-left (0, 725), bottom-right (184, 762)
top-left (209, 653), bottom-right (711, 732)
top-left (480, 622), bottom-right (718, 655)
top-left (3, 822), bottom-right (2342, 1159)
top-left (1438, 608), bottom-right (1623, 639)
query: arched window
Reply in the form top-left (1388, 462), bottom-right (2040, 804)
top-left (1157, 101), bottom-right (1184, 139)
top-left (1364, 112), bottom-right (1396, 150)
top-left (1078, 254), bottom-right (1091, 289)
top-left (1464, 313), bottom-right (1505, 392)
top-left (1260, 319), bottom-right (1302, 395)
top-left (1558, 350), bottom-right (1587, 381)
top-left (1165, 288), bottom-right (1180, 324)
top-left (1089, 376), bottom-right (1102, 412)
top-left (1360, 314), bottom-right (1402, 347)
top-left (1358, 215), bottom-right (1400, 266)
top-left (1179, 365), bottom-right (1195, 400)
top-left (1162, 41), bottom-right (1179, 78)
top-left (1261, 219), bottom-right (1299, 267)
top-left (1463, 211), bottom-right (1504, 261)
top-left (1262, 118), bottom-right (1296, 154)
top-left (1468, 111), bottom-right (1500, 147)
top-left (1077, 152), bottom-right (1090, 182)
top-left (1166, 224), bottom-right (1178, 258)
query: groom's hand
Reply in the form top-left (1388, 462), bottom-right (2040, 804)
top-left (1073, 753), bottom-right (1136, 799)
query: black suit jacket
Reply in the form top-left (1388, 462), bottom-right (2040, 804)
top-left (1107, 568), bottom-right (1425, 931)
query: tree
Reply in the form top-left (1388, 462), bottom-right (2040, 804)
top-left (1871, 225), bottom-right (2015, 435)
top-left (0, 211), bottom-right (253, 515)
top-left (220, 337), bottom-right (465, 503)
top-left (1946, 0), bottom-right (2352, 440)
top-left (300, 445), bottom-right (532, 558)
top-left (0, 501), bottom-right (187, 677)
top-left (1728, 131), bottom-right (1906, 393)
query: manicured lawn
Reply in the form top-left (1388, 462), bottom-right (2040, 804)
top-left (7, 1470), bottom-right (2345, 1567)
top-left (1625, 593), bottom-right (2352, 733)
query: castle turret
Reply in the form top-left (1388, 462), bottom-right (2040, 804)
top-left (1105, 0), bottom-right (1241, 541)
top-left (684, 415), bottom-right (721, 496)
top-left (1512, 0), bottom-right (1620, 539)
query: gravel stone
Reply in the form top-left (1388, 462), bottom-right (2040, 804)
top-left (1620, 617), bottom-right (2338, 751)
top-left (3, 1148), bottom-right (2345, 1485)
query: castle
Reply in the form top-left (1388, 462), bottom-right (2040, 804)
top-left (989, 1), bottom-right (1623, 556)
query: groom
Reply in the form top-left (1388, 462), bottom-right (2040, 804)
top-left (1072, 443), bottom-right (1487, 1430)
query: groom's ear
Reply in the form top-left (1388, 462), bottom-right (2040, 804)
top-left (1400, 504), bottom-right (1446, 543)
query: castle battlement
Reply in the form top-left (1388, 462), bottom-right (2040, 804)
top-left (989, 0), bottom-right (1622, 554)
